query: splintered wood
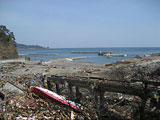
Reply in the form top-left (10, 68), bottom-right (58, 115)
top-left (4, 92), bottom-right (87, 120)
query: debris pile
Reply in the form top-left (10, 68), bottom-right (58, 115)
top-left (1, 58), bottom-right (160, 119)
top-left (3, 92), bottom-right (86, 120)
top-left (0, 65), bottom-right (88, 119)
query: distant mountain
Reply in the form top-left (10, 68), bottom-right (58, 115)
top-left (16, 43), bottom-right (47, 49)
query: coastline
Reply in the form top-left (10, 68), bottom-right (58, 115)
top-left (0, 54), bottom-right (160, 119)
top-left (17, 47), bottom-right (160, 64)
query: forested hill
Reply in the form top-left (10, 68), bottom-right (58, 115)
top-left (16, 43), bottom-right (47, 49)
top-left (0, 25), bottom-right (18, 59)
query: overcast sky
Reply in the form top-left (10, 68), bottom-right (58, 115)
top-left (0, 0), bottom-right (160, 48)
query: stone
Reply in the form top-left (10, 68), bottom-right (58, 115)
top-left (0, 25), bottom-right (18, 60)
top-left (135, 55), bottom-right (145, 59)
top-left (23, 99), bottom-right (35, 107)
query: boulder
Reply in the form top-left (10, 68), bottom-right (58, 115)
top-left (135, 55), bottom-right (145, 59)
top-left (0, 42), bottom-right (18, 60)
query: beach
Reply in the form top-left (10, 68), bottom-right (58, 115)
top-left (0, 53), bottom-right (160, 119)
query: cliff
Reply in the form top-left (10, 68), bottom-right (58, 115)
top-left (0, 25), bottom-right (18, 60)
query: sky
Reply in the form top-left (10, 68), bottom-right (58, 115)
top-left (0, 0), bottom-right (160, 48)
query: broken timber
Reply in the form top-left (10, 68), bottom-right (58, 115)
top-left (47, 76), bottom-right (149, 97)
top-left (46, 76), bottom-right (160, 119)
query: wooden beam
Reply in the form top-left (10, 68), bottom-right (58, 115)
top-left (68, 83), bottom-right (73, 100)
top-left (56, 83), bottom-right (60, 94)
top-left (48, 77), bottom-right (152, 97)
top-left (76, 87), bottom-right (80, 103)
top-left (131, 79), bottom-right (160, 86)
top-left (47, 79), bottom-right (51, 90)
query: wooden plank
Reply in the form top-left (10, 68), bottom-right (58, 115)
top-left (48, 77), bottom-right (151, 97)
top-left (76, 87), bottom-right (80, 103)
top-left (131, 79), bottom-right (160, 86)
top-left (47, 80), bottom-right (51, 90)
top-left (56, 83), bottom-right (60, 94)
top-left (68, 84), bottom-right (73, 100)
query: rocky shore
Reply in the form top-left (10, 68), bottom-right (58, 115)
top-left (0, 54), bottom-right (160, 119)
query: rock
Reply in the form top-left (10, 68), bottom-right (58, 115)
top-left (25, 56), bottom-right (30, 60)
top-left (0, 25), bottom-right (18, 60)
top-left (151, 53), bottom-right (160, 57)
top-left (23, 99), bottom-right (35, 107)
top-left (0, 42), bottom-right (18, 60)
top-left (135, 55), bottom-right (145, 59)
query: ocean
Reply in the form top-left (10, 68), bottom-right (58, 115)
top-left (17, 47), bottom-right (160, 64)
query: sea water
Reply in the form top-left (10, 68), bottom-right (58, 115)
top-left (17, 47), bottom-right (160, 64)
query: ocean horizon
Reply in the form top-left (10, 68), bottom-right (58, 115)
top-left (17, 47), bottom-right (160, 63)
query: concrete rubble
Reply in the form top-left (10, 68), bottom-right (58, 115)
top-left (2, 82), bottom-right (24, 95)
